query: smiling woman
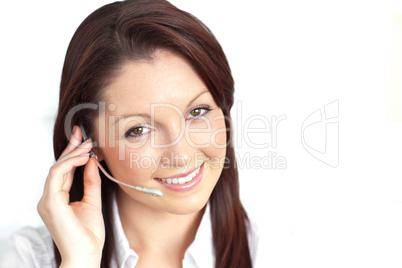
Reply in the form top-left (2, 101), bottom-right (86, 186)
top-left (95, 51), bottom-right (228, 216)
top-left (0, 0), bottom-right (256, 267)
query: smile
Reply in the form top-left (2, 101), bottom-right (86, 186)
top-left (156, 166), bottom-right (201, 185)
top-left (155, 163), bottom-right (205, 192)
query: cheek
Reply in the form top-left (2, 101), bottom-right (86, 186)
top-left (101, 142), bottom-right (157, 184)
top-left (204, 117), bottom-right (227, 165)
top-left (212, 118), bottom-right (227, 150)
top-left (187, 113), bottom-right (227, 150)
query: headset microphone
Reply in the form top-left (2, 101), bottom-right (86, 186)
top-left (93, 157), bottom-right (163, 197)
top-left (79, 125), bottom-right (163, 197)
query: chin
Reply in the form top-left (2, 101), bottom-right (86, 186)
top-left (162, 192), bottom-right (211, 216)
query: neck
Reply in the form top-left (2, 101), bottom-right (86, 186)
top-left (116, 188), bottom-right (205, 265)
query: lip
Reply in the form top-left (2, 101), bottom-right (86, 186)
top-left (158, 164), bottom-right (201, 180)
top-left (155, 163), bottom-right (205, 192)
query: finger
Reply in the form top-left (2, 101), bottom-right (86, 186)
top-left (82, 157), bottom-right (102, 209)
top-left (57, 139), bottom-right (93, 164)
top-left (44, 139), bottom-right (93, 194)
top-left (60, 164), bottom-right (78, 194)
top-left (58, 144), bottom-right (91, 194)
top-left (47, 154), bottom-right (91, 194)
top-left (59, 125), bottom-right (83, 159)
top-left (59, 140), bottom-right (93, 193)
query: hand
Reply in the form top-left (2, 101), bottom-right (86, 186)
top-left (37, 126), bottom-right (105, 267)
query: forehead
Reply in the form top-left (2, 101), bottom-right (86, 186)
top-left (102, 50), bottom-right (209, 113)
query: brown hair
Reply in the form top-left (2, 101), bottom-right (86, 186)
top-left (53, 0), bottom-right (252, 267)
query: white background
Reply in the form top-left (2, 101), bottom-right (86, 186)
top-left (1, 0), bottom-right (402, 267)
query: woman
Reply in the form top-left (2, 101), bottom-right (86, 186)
top-left (1, 0), bottom-right (256, 267)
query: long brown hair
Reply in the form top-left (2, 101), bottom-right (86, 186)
top-left (53, 0), bottom-right (252, 267)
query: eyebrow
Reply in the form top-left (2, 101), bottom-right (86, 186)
top-left (186, 90), bottom-right (209, 109)
top-left (115, 89), bottom-right (210, 124)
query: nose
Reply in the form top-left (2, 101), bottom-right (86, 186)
top-left (157, 123), bottom-right (197, 167)
top-left (151, 105), bottom-right (210, 168)
top-left (156, 117), bottom-right (211, 169)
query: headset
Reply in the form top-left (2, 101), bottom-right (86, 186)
top-left (79, 125), bottom-right (163, 197)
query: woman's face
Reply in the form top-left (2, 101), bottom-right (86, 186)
top-left (95, 50), bottom-right (227, 215)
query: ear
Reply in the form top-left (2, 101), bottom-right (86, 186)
top-left (93, 147), bottom-right (105, 161)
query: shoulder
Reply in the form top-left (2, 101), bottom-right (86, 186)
top-left (0, 226), bottom-right (56, 268)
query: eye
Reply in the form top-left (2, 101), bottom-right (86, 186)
top-left (125, 125), bottom-right (151, 138)
top-left (190, 108), bottom-right (203, 117)
top-left (187, 106), bottom-right (211, 120)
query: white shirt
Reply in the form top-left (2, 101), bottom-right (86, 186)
top-left (0, 197), bottom-right (258, 268)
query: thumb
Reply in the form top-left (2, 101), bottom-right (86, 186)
top-left (82, 157), bottom-right (102, 209)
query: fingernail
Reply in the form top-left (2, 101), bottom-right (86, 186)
top-left (80, 153), bottom-right (90, 157)
top-left (82, 138), bottom-right (91, 145)
top-left (72, 126), bottom-right (77, 134)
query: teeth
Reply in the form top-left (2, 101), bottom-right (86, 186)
top-left (159, 166), bottom-right (201, 185)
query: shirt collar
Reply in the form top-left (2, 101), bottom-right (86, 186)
top-left (110, 193), bottom-right (139, 268)
top-left (184, 203), bottom-right (214, 267)
top-left (110, 193), bottom-right (214, 268)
